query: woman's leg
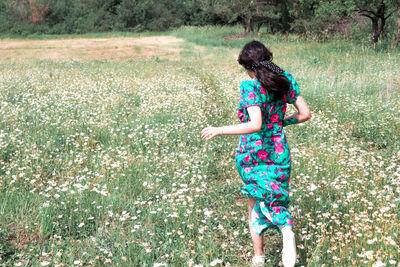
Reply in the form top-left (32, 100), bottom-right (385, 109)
top-left (248, 198), bottom-right (264, 256)
top-left (280, 225), bottom-right (296, 267)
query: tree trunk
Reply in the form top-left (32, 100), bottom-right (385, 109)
top-left (248, 18), bottom-right (254, 32)
top-left (371, 17), bottom-right (380, 45)
top-left (359, 3), bottom-right (389, 46)
top-left (378, 16), bottom-right (386, 39)
top-left (241, 16), bottom-right (248, 32)
top-left (392, 7), bottom-right (400, 48)
top-left (256, 22), bottom-right (262, 33)
top-left (244, 17), bottom-right (252, 32)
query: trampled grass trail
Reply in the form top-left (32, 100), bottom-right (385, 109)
top-left (0, 26), bottom-right (399, 266)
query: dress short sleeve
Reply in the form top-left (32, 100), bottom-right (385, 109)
top-left (283, 73), bottom-right (300, 104)
top-left (240, 80), bottom-right (263, 108)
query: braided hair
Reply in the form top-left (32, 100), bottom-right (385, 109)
top-left (238, 40), bottom-right (290, 101)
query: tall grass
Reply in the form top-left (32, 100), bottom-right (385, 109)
top-left (0, 26), bottom-right (399, 266)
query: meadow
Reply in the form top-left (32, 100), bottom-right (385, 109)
top-left (0, 26), bottom-right (399, 266)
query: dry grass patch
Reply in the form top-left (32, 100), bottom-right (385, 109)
top-left (0, 35), bottom-right (184, 62)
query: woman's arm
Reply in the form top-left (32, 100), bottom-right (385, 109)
top-left (283, 96), bottom-right (311, 127)
top-left (201, 106), bottom-right (262, 141)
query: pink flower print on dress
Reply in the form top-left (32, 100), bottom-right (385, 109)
top-left (290, 91), bottom-right (295, 99)
top-left (267, 124), bottom-right (273, 129)
top-left (241, 136), bottom-right (247, 143)
top-left (244, 167), bottom-right (252, 173)
top-left (252, 159), bottom-right (259, 166)
top-left (247, 91), bottom-right (256, 100)
top-left (257, 150), bottom-right (268, 161)
top-left (272, 206), bottom-right (281, 214)
top-left (270, 114), bottom-right (279, 123)
top-left (278, 121), bottom-right (282, 127)
top-left (244, 155), bottom-right (251, 163)
top-left (269, 181), bottom-right (280, 191)
top-left (250, 148), bottom-right (256, 153)
top-left (275, 144), bottom-right (284, 154)
top-left (282, 105), bottom-right (287, 113)
top-left (262, 102), bottom-right (266, 108)
top-left (254, 140), bottom-right (262, 146)
top-left (287, 218), bottom-right (293, 226)
top-left (238, 110), bottom-right (245, 119)
top-left (269, 105), bottom-right (276, 113)
top-left (271, 135), bottom-right (282, 143)
top-left (260, 86), bottom-right (267, 95)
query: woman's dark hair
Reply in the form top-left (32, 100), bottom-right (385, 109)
top-left (238, 40), bottom-right (290, 101)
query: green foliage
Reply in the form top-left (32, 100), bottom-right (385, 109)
top-left (116, 0), bottom-right (176, 31)
top-left (0, 2), bottom-right (13, 33)
top-left (202, 0), bottom-right (293, 33)
top-left (44, 0), bottom-right (119, 34)
top-left (0, 0), bottom-right (399, 44)
top-left (305, 0), bottom-right (400, 43)
top-left (115, 0), bottom-right (216, 31)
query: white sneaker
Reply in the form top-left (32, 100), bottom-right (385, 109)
top-left (281, 228), bottom-right (296, 267)
top-left (251, 254), bottom-right (265, 267)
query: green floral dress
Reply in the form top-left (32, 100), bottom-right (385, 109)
top-left (235, 72), bottom-right (300, 236)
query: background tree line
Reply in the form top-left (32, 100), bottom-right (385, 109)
top-left (0, 0), bottom-right (399, 46)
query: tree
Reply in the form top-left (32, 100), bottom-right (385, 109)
top-left (289, 0), bottom-right (332, 35)
top-left (117, 0), bottom-right (187, 31)
top-left (4, 0), bottom-right (29, 21)
top-left (203, 0), bottom-right (289, 33)
top-left (27, 0), bottom-right (49, 24)
top-left (318, 0), bottom-right (398, 45)
top-left (4, 0), bottom-right (49, 23)
top-left (353, 0), bottom-right (397, 44)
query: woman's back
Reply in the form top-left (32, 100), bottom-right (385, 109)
top-left (237, 72), bottom-right (300, 134)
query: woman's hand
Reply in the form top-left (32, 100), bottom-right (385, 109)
top-left (283, 96), bottom-right (311, 127)
top-left (201, 106), bottom-right (262, 140)
top-left (201, 126), bottom-right (223, 141)
top-left (293, 96), bottom-right (311, 122)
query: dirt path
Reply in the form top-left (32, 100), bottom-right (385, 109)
top-left (0, 35), bottom-right (184, 62)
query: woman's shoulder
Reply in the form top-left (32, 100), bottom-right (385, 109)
top-left (240, 79), bottom-right (263, 97)
top-left (240, 78), bottom-right (263, 92)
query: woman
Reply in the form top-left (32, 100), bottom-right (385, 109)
top-left (201, 40), bottom-right (311, 267)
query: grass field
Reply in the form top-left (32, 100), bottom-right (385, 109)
top-left (0, 26), bottom-right (399, 266)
